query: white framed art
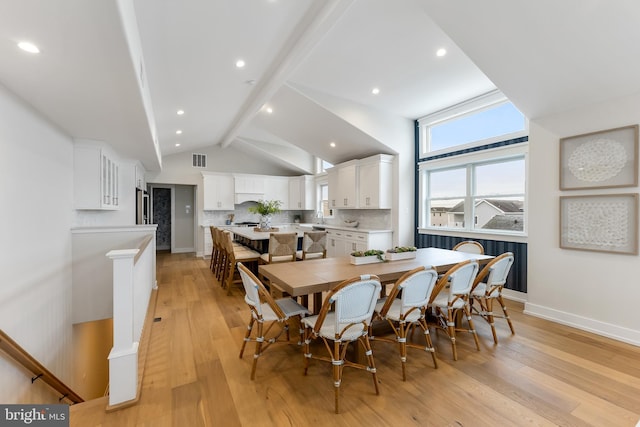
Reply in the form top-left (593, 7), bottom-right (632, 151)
top-left (559, 125), bottom-right (638, 190)
top-left (559, 193), bottom-right (638, 255)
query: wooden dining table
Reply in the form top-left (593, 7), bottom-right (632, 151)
top-left (258, 247), bottom-right (494, 309)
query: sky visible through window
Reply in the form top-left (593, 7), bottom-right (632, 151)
top-left (430, 102), bottom-right (525, 152)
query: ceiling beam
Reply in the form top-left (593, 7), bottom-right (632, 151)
top-left (219, 0), bottom-right (354, 148)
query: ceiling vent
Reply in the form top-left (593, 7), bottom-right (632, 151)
top-left (192, 153), bottom-right (207, 168)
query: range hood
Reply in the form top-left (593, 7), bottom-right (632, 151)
top-left (235, 193), bottom-right (264, 204)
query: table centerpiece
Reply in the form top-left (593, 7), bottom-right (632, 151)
top-left (350, 249), bottom-right (385, 265)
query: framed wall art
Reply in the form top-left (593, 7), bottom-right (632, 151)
top-left (559, 125), bottom-right (638, 190)
top-left (559, 193), bottom-right (638, 255)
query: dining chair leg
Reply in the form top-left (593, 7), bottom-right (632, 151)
top-left (485, 297), bottom-right (498, 344)
top-left (445, 308), bottom-right (458, 361)
top-left (497, 294), bottom-right (516, 335)
top-left (250, 320), bottom-right (264, 381)
top-left (418, 318), bottom-right (438, 369)
top-left (333, 340), bottom-right (343, 414)
top-left (302, 328), bottom-right (311, 376)
top-left (360, 335), bottom-right (379, 396)
top-left (239, 316), bottom-right (255, 359)
top-left (464, 304), bottom-right (481, 351)
top-left (398, 321), bottom-right (408, 381)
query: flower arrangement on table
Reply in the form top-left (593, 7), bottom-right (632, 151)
top-left (248, 199), bottom-right (282, 231)
top-left (349, 249), bottom-right (385, 265)
top-left (385, 246), bottom-right (417, 261)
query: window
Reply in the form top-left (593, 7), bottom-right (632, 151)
top-left (420, 154), bottom-right (526, 233)
top-left (418, 90), bottom-right (526, 157)
top-left (318, 182), bottom-right (333, 218)
top-left (417, 90), bottom-right (527, 235)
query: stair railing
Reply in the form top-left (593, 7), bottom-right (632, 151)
top-left (0, 329), bottom-right (84, 404)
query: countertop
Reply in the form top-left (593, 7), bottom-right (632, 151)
top-left (201, 222), bottom-right (392, 233)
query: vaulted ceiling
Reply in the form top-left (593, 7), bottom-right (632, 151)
top-left (1, 0), bottom-right (639, 173)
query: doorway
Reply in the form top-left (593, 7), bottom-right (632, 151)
top-left (150, 184), bottom-right (196, 253)
top-left (153, 187), bottom-right (171, 250)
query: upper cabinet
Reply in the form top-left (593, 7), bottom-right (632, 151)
top-left (327, 155), bottom-right (394, 209)
top-left (74, 140), bottom-right (120, 210)
top-left (327, 160), bottom-right (358, 209)
top-left (263, 176), bottom-right (290, 209)
top-left (289, 175), bottom-right (316, 210)
top-left (202, 172), bottom-right (235, 210)
top-left (358, 154), bottom-right (393, 209)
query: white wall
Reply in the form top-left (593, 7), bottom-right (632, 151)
top-left (0, 84), bottom-right (75, 402)
top-left (147, 145), bottom-right (305, 255)
top-left (527, 92), bottom-right (640, 345)
top-left (174, 185), bottom-right (195, 252)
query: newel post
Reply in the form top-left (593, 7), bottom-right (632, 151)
top-left (106, 248), bottom-right (139, 406)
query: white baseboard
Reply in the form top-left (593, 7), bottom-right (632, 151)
top-left (524, 302), bottom-right (640, 347)
top-left (502, 288), bottom-right (527, 303)
top-left (172, 247), bottom-right (194, 254)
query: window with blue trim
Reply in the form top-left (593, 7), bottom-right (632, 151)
top-left (418, 91), bottom-right (528, 235)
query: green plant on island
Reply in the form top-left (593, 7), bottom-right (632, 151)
top-left (350, 249), bottom-right (385, 260)
top-left (247, 199), bottom-right (282, 216)
top-left (386, 246), bottom-right (417, 253)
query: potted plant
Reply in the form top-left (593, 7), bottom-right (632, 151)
top-left (350, 249), bottom-right (385, 265)
top-left (248, 199), bottom-right (282, 230)
top-left (385, 246), bottom-right (417, 261)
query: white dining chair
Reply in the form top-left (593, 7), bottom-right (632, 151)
top-left (302, 274), bottom-right (382, 413)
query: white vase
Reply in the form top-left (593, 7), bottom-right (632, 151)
top-left (260, 215), bottom-right (272, 230)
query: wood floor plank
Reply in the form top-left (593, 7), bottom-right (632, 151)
top-left (69, 252), bottom-right (640, 427)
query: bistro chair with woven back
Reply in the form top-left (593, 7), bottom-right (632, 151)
top-left (428, 259), bottom-right (481, 360)
top-left (452, 240), bottom-right (485, 254)
top-left (470, 252), bottom-right (515, 343)
top-left (237, 262), bottom-right (310, 380)
top-left (302, 274), bottom-right (382, 414)
top-left (371, 266), bottom-right (439, 380)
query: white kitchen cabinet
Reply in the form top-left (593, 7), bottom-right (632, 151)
top-left (74, 141), bottom-right (120, 210)
top-left (358, 154), bottom-right (393, 209)
top-left (263, 176), bottom-right (290, 209)
top-left (202, 172), bottom-right (235, 210)
top-left (326, 228), bottom-right (392, 257)
top-left (289, 175), bottom-right (316, 210)
top-left (327, 161), bottom-right (358, 209)
top-left (234, 174), bottom-right (265, 194)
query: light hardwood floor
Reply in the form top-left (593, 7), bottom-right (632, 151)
top-left (70, 252), bottom-right (640, 426)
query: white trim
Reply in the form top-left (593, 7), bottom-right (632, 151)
top-left (524, 303), bottom-right (640, 347)
top-left (418, 228), bottom-right (528, 244)
top-left (417, 89), bottom-right (506, 126)
top-left (502, 288), bottom-right (527, 303)
top-left (172, 247), bottom-right (195, 254)
top-left (71, 225), bottom-right (157, 234)
top-left (419, 140), bottom-right (528, 170)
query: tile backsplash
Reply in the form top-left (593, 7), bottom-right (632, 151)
top-left (202, 201), bottom-right (391, 230)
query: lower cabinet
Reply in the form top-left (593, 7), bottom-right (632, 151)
top-left (326, 229), bottom-right (392, 257)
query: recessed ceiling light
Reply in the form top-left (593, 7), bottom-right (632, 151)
top-left (17, 41), bottom-right (39, 53)
top-left (265, 107), bottom-right (273, 114)
top-left (177, 109), bottom-right (184, 115)
top-left (436, 48), bottom-right (447, 57)
top-left (371, 87), bottom-right (380, 95)
top-left (175, 143), bottom-right (181, 147)
top-left (330, 142), bottom-right (336, 148)
top-left (176, 130), bottom-right (182, 135)
top-left (236, 59), bottom-right (245, 68)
